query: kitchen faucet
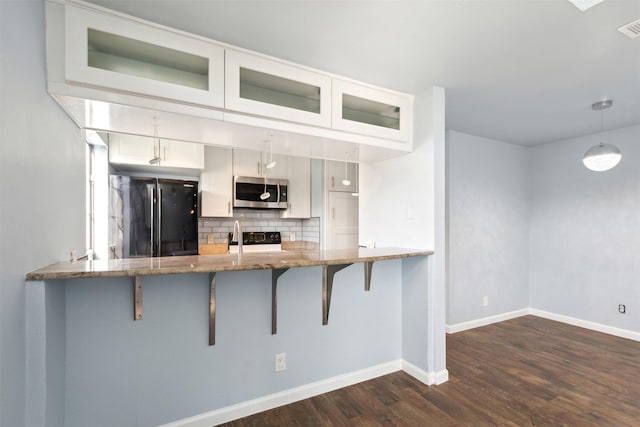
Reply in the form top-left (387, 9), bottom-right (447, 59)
top-left (232, 220), bottom-right (243, 255)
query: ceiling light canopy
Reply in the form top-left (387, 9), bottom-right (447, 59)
top-left (567, 0), bottom-right (608, 12)
top-left (582, 100), bottom-right (621, 172)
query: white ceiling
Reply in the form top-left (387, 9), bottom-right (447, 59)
top-left (84, 0), bottom-right (640, 146)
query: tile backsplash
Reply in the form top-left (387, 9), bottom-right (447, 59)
top-left (198, 209), bottom-right (320, 244)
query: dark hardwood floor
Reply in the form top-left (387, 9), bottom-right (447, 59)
top-left (220, 316), bottom-right (640, 426)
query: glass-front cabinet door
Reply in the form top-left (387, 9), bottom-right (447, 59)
top-left (225, 49), bottom-right (332, 128)
top-left (332, 79), bottom-right (413, 143)
top-left (64, 5), bottom-right (225, 108)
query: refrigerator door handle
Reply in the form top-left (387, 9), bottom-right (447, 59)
top-left (150, 186), bottom-right (155, 256)
top-left (158, 188), bottom-right (163, 257)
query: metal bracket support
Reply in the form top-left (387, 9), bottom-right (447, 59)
top-left (364, 262), bottom-right (374, 291)
top-left (133, 276), bottom-right (143, 321)
top-left (209, 273), bottom-right (216, 346)
top-left (271, 268), bottom-right (289, 335)
top-left (322, 264), bottom-right (351, 325)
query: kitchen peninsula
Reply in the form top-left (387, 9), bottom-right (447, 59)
top-left (27, 247), bottom-right (431, 280)
top-left (26, 243), bottom-right (443, 426)
top-left (27, 248), bottom-right (431, 345)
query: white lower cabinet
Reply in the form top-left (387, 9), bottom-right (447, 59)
top-left (109, 134), bottom-right (204, 169)
top-left (281, 157), bottom-right (310, 219)
top-left (200, 146), bottom-right (233, 217)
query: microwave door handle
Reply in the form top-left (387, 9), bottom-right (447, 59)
top-left (277, 183), bottom-right (281, 203)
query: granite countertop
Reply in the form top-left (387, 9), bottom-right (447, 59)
top-left (26, 247), bottom-right (433, 281)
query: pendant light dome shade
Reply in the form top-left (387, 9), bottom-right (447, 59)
top-left (582, 100), bottom-right (621, 172)
top-left (582, 144), bottom-right (621, 171)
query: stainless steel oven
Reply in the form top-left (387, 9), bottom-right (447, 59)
top-left (233, 176), bottom-right (288, 209)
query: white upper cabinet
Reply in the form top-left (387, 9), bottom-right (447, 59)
top-left (225, 49), bottom-right (332, 128)
top-left (281, 157), bottom-right (311, 219)
top-left (64, 5), bottom-right (225, 108)
top-left (232, 149), bottom-right (287, 179)
top-left (326, 160), bottom-right (358, 193)
top-left (109, 134), bottom-right (204, 170)
top-left (200, 146), bottom-right (233, 218)
top-left (47, 1), bottom-right (415, 162)
top-left (332, 79), bottom-right (413, 143)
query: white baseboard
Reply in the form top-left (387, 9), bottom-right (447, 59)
top-left (446, 308), bottom-right (529, 333)
top-left (530, 308), bottom-right (640, 342)
top-left (160, 359), bottom-right (451, 427)
top-left (160, 360), bottom-right (403, 427)
top-left (447, 308), bottom-right (640, 343)
top-left (402, 360), bottom-right (449, 385)
top-left (165, 308), bottom-right (640, 427)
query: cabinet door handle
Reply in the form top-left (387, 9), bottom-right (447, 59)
top-left (227, 201), bottom-right (231, 215)
top-left (332, 208), bottom-right (335, 218)
top-left (331, 176), bottom-right (335, 188)
top-left (257, 161), bottom-right (261, 176)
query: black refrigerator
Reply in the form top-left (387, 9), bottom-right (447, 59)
top-left (109, 176), bottom-right (198, 258)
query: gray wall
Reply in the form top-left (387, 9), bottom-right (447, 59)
top-left (64, 263), bottom-right (402, 426)
top-left (447, 131), bottom-right (530, 325)
top-left (529, 124), bottom-right (640, 331)
top-left (448, 125), bottom-right (640, 334)
top-left (1, 1), bottom-right (86, 425)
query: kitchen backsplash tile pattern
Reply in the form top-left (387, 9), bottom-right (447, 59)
top-left (198, 210), bottom-right (320, 244)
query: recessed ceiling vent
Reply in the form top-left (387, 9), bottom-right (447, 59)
top-left (618, 19), bottom-right (640, 39)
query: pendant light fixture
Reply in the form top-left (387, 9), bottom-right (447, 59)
top-left (260, 178), bottom-right (271, 200)
top-left (260, 142), bottom-right (271, 200)
top-left (265, 136), bottom-right (276, 169)
top-left (148, 117), bottom-right (162, 165)
top-left (342, 152), bottom-right (351, 186)
top-left (582, 100), bottom-right (621, 172)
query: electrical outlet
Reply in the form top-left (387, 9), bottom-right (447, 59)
top-left (207, 234), bottom-right (214, 244)
top-left (619, 304), bottom-right (626, 314)
top-left (482, 296), bottom-right (489, 307)
top-left (275, 352), bottom-right (286, 372)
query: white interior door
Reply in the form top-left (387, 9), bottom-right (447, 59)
top-left (327, 191), bottom-right (359, 250)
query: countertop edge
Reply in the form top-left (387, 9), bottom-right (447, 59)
top-left (25, 248), bottom-right (433, 281)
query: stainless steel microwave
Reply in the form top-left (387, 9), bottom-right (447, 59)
top-left (233, 176), bottom-right (288, 209)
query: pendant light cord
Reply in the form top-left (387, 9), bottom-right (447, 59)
top-left (600, 108), bottom-right (604, 146)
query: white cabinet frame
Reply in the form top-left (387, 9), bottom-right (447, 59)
top-left (65, 5), bottom-right (225, 108)
top-left (225, 49), bottom-right (332, 128)
top-left (332, 79), bottom-right (413, 143)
